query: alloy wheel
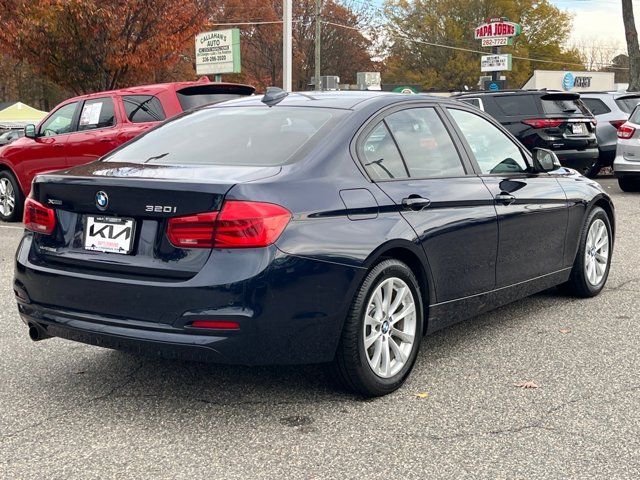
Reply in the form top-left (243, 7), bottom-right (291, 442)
top-left (363, 277), bottom-right (417, 378)
top-left (584, 218), bottom-right (609, 286)
top-left (0, 178), bottom-right (15, 217)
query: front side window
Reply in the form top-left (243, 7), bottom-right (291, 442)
top-left (459, 98), bottom-right (483, 110)
top-left (78, 97), bottom-right (116, 131)
top-left (449, 109), bottom-right (528, 175)
top-left (104, 106), bottom-right (343, 167)
top-left (40, 102), bottom-right (78, 136)
top-left (361, 122), bottom-right (408, 180)
top-left (385, 108), bottom-right (465, 178)
top-left (123, 95), bottom-right (166, 123)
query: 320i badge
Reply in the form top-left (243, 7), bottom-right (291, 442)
top-left (14, 90), bottom-right (614, 396)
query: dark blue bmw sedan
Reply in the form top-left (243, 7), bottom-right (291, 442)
top-left (14, 90), bottom-right (614, 396)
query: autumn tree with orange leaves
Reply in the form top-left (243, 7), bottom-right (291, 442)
top-left (0, 0), bottom-right (213, 95)
top-left (0, 0), bottom-right (377, 99)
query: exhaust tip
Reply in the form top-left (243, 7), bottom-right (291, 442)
top-left (28, 325), bottom-right (40, 341)
top-left (28, 323), bottom-right (50, 342)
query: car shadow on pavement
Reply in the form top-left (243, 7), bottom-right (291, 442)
top-left (41, 288), bottom-right (568, 407)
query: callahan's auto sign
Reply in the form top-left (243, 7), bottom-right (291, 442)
top-left (474, 18), bottom-right (521, 39)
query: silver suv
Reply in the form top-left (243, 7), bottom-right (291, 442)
top-left (614, 104), bottom-right (640, 191)
top-left (580, 92), bottom-right (640, 176)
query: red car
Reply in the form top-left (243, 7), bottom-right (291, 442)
top-left (0, 78), bottom-right (254, 221)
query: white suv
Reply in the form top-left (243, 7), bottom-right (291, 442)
top-left (613, 104), bottom-right (640, 191)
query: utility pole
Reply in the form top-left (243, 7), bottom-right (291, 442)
top-left (314, 0), bottom-right (322, 91)
top-left (283, 0), bottom-right (292, 91)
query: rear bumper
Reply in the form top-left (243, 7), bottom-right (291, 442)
top-left (14, 235), bottom-right (363, 365)
top-left (554, 148), bottom-right (599, 170)
top-left (613, 154), bottom-right (640, 177)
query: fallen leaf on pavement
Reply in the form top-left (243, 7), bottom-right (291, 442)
top-left (415, 392), bottom-right (429, 398)
top-left (558, 328), bottom-right (571, 334)
top-left (514, 381), bottom-right (539, 389)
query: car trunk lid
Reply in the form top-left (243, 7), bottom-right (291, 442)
top-left (29, 161), bottom-right (280, 279)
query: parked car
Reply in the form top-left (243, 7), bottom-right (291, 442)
top-left (456, 90), bottom-right (599, 177)
top-left (0, 78), bottom-right (255, 222)
top-left (613, 104), bottom-right (640, 191)
top-left (0, 129), bottom-right (24, 146)
top-left (15, 90), bottom-right (614, 397)
top-left (580, 91), bottom-right (640, 175)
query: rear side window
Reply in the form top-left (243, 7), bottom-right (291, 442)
top-left (459, 98), bottom-right (483, 110)
top-left (123, 95), bottom-right (166, 123)
top-left (494, 95), bottom-right (538, 116)
top-left (615, 96), bottom-right (640, 113)
top-left (541, 94), bottom-right (591, 116)
top-left (361, 123), bottom-right (408, 180)
top-left (78, 97), bottom-right (116, 131)
top-left (104, 106), bottom-right (343, 166)
top-left (385, 108), bottom-right (465, 178)
top-left (582, 98), bottom-right (611, 116)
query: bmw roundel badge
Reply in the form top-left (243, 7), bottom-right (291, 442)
top-left (95, 191), bottom-right (109, 211)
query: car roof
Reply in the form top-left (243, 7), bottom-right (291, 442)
top-left (65, 79), bottom-right (256, 101)
top-left (209, 90), bottom-right (460, 110)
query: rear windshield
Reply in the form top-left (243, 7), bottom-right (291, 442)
top-left (541, 94), bottom-right (591, 116)
top-left (103, 106), bottom-right (345, 166)
top-left (615, 96), bottom-right (640, 113)
top-left (630, 106), bottom-right (640, 124)
top-left (176, 85), bottom-right (254, 110)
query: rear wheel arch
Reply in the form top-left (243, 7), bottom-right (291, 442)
top-left (364, 242), bottom-right (434, 333)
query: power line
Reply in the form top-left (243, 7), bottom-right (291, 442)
top-left (323, 20), bottom-right (630, 70)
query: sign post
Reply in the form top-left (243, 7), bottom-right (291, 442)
top-left (195, 29), bottom-right (241, 78)
top-left (474, 17), bottom-right (521, 86)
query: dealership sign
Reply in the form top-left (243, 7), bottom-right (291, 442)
top-left (481, 54), bottom-right (512, 72)
top-left (475, 19), bottom-right (522, 39)
top-left (195, 29), bottom-right (241, 75)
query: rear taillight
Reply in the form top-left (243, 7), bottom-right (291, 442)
top-left (522, 118), bottom-right (564, 129)
top-left (23, 198), bottom-right (56, 235)
top-left (617, 123), bottom-right (636, 139)
top-left (166, 200), bottom-right (291, 249)
top-left (610, 120), bottom-right (626, 129)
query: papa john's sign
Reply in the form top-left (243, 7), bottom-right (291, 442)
top-left (474, 18), bottom-right (521, 40)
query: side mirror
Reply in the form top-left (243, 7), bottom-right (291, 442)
top-left (24, 124), bottom-right (37, 139)
top-left (533, 148), bottom-right (561, 172)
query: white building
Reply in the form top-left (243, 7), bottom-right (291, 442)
top-left (522, 70), bottom-right (615, 92)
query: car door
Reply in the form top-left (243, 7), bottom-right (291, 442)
top-left (8, 101), bottom-right (79, 193)
top-left (65, 96), bottom-right (119, 168)
top-left (357, 105), bottom-right (498, 303)
top-left (445, 107), bottom-right (568, 288)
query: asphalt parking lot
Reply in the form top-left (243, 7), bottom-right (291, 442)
top-left (1, 176), bottom-right (639, 479)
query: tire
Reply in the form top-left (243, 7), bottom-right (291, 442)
top-left (561, 207), bottom-right (612, 297)
top-left (332, 259), bottom-right (424, 397)
top-left (618, 177), bottom-right (640, 192)
top-left (0, 170), bottom-right (24, 222)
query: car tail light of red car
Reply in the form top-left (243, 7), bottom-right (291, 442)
top-left (23, 198), bottom-right (56, 235)
top-left (522, 118), bottom-right (564, 129)
top-left (167, 200), bottom-right (291, 249)
top-left (617, 123), bottom-right (636, 139)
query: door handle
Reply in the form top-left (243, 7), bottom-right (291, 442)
top-left (495, 193), bottom-right (516, 205)
top-left (402, 196), bottom-right (431, 211)
top-left (53, 144), bottom-right (63, 148)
